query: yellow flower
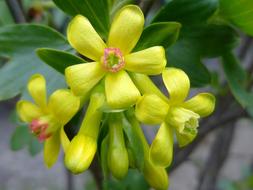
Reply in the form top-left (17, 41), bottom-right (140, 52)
top-left (65, 85), bottom-right (105, 174)
top-left (16, 74), bottom-right (80, 168)
top-left (135, 68), bottom-right (215, 167)
top-left (65, 5), bottom-right (166, 109)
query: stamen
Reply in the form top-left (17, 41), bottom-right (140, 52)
top-left (29, 119), bottom-right (51, 142)
top-left (102, 48), bottom-right (125, 72)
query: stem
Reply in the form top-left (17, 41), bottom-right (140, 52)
top-left (66, 169), bottom-right (74, 190)
top-left (5, 0), bottom-right (26, 23)
top-left (197, 123), bottom-right (236, 190)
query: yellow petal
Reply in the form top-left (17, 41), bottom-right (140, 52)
top-left (162, 68), bottom-right (190, 104)
top-left (48, 89), bottom-right (80, 125)
top-left (166, 107), bottom-right (199, 133)
top-left (176, 129), bottom-right (197, 147)
top-left (67, 15), bottom-right (107, 61)
top-left (125, 46), bottom-right (166, 75)
top-left (150, 122), bottom-right (173, 167)
top-left (129, 73), bottom-right (169, 103)
top-left (64, 134), bottom-right (97, 174)
top-left (16, 100), bottom-right (43, 123)
top-left (27, 74), bottom-right (47, 110)
top-left (44, 130), bottom-right (60, 168)
top-left (65, 62), bottom-right (105, 96)
top-left (108, 5), bottom-right (144, 55)
top-left (135, 94), bottom-right (169, 125)
top-left (182, 93), bottom-right (216, 117)
top-left (61, 126), bottom-right (70, 153)
top-left (105, 70), bottom-right (141, 109)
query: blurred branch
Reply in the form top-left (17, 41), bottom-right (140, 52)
top-left (197, 123), bottom-right (236, 190)
top-left (90, 155), bottom-right (103, 190)
top-left (139, 0), bottom-right (157, 16)
top-left (5, 0), bottom-right (26, 23)
top-left (66, 169), bottom-right (75, 190)
top-left (169, 104), bottom-right (246, 172)
top-left (238, 36), bottom-right (252, 60)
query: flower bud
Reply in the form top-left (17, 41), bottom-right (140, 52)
top-left (150, 122), bottom-right (173, 167)
top-left (64, 134), bottom-right (97, 174)
top-left (143, 159), bottom-right (169, 190)
top-left (107, 114), bottom-right (129, 179)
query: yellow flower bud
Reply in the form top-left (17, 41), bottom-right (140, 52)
top-left (107, 114), bottom-right (129, 179)
top-left (150, 122), bottom-right (173, 167)
top-left (143, 159), bottom-right (169, 190)
top-left (64, 134), bottom-right (97, 174)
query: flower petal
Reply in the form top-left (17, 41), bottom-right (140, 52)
top-left (61, 126), bottom-right (70, 153)
top-left (125, 46), bottom-right (166, 75)
top-left (16, 100), bottom-right (43, 123)
top-left (48, 89), bottom-right (80, 125)
top-left (176, 129), bottom-right (198, 147)
top-left (27, 74), bottom-right (47, 110)
top-left (108, 5), bottom-right (144, 55)
top-left (105, 70), bottom-right (141, 109)
top-left (150, 122), bottom-right (173, 167)
top-left (162, 68), bottom-right (190, 104)
top-left (65, 62), bottom-right (105, 96)
top-left (182, 93), bottom-right (216, 117)
top-left (44, 130), bottom-right (60, 168)
top-left (135, 94), bottom-right (169, 125)
top-left (67, 15), bottom-right (107, 61)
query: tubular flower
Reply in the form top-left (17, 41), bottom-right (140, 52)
top-left (65, 5), bottom-right (166, 109)
top-left (135, 68), bottom-right (215, 167)
top-left (16, 74), bottom-right (80, 168)
top-left (65, 85), bottom-right (105, 174)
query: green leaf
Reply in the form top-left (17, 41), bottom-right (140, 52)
top-left (122, 115), bottom-right (144, 170)
top-left (29, 136), bottom-right (43, 156)
top-left (0, 24), bottom-right (70, 101)
top-left (153, 0), bottom-right (218, 25)
top-left (0, 1), bottom-right (14, 26)
top-left (167, 40), bottom-right (211, 87)
top-left (219, 0), bottom-right (253, 36)
top-left (152, 0), bottom-right (239, 87)
top-left (52, 0), bottom-right (110, 38)
top-left (100, 135), bottom-right (110, 178)
top-left (134, 22), bottom-right (181, 51)
top-left (10, 126), bottom-right (31, 151)
top-left (221, 52), bottom-right (253, 115)
top-left (36, 48), bottom-right (85, 74)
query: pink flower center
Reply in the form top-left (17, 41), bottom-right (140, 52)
top-left (29, 119), bottom-right (51, 142)
top-left (102, 48), bottom-right (125, 72)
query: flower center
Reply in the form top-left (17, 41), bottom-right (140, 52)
top-left (29, 119), bottom-right (51, 142)
top-left (102, 48), bottom-right (125, 72)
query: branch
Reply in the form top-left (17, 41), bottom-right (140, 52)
top-left (5, 0), bottom-right (26, 23)
top-left (139, 0), bottom-right (157, 16)
top-left (169, 106), bottom-right (246, 172)
top-left (197, 123), bottom-right (236, 190)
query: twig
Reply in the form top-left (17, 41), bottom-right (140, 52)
top-left (5, 0), bottom-right (26, 23)
top-left (139, 0), bottom-right (157, 16)
top-left (90, 155), bottom-right (103, 190)
top-left (66, 169), bottom-right (75, 190)
top-left (197, 123), bottom-right (236, 190)
top-left (169, 106), bottom-right (246, 172)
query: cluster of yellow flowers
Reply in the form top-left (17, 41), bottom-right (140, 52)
top-left (16, 5), bottom-right (215, 190)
